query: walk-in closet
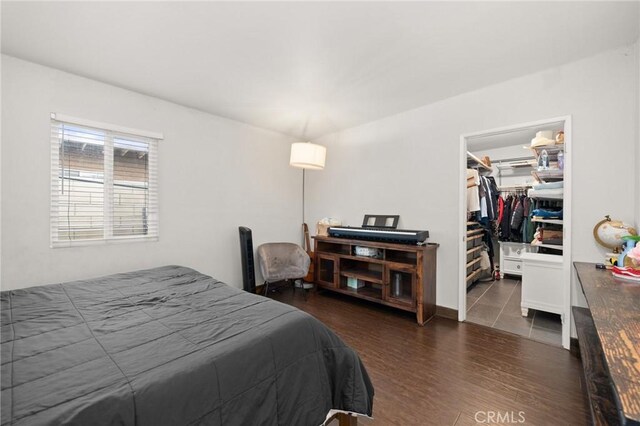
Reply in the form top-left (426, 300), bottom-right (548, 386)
top-left (462, 119), bottom-right (570, 347)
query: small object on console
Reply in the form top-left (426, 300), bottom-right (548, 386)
top-left (354, 246), bottom-right (383, 258)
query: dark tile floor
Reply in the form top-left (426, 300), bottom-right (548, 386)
top-left (466, 277), bottom-right (562, 346)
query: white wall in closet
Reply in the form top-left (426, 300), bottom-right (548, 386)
top-left (1, 55), bottom-right (300, 290)
top-left (306, 44), bottom-right (639, 310)
top-left (636, 37), bottom-right (640, 229)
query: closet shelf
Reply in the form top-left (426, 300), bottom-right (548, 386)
top-left (467, 151), bottom-right (493, 173)
top-left (528, 192), bottom-right (563, 200)
top-left (466, 257), bottom-right (482, 269)
top-left (526, 145), bottom-right (564, 156)
top-left (532, 169), bottom-right (563, 183)
top-left (532, 218), bottom-right (563, 225)
top-left (466, 269), bottom-right (482, 283)
top-left (467, 228), bottom-right (484, 236)
top-left (465, 221), bottom-right (484, 287)
top-left (496, 160), bottom-right (537, 169)
top-left (466, 246), bottom-right (483, 256)
top-left (467, 234), bottom-right (483, 242)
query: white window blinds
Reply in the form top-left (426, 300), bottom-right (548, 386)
top-left (50, 116), bottom-right (159, 247)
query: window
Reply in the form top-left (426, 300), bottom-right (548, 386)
top-left (50, 114), bottom-right (160, 247)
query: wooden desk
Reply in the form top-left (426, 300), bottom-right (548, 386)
top-left (574, 262), bottom-right (640, 425)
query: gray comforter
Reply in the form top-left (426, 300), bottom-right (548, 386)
top-left (0, 266), bottom-right (373, 425)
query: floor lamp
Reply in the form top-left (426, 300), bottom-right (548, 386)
top-left (290, 142), bottom-right (326, 289)
top-left (289, 142), bottom-right (327, 225)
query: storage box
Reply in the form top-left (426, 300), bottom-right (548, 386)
top-left (347, 277), bottom-right (365, 289)
top-left (316, 218), bottom-right (342, 236)
top-left (540, 229), bottom-right (563, 241)
top-left (317, 223), bottom-right (330, 236)
top-left (354, 246), bottom-right (382, 258)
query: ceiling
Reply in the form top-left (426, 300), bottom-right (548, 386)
top-left (2, 2), bottom-right (638, 140)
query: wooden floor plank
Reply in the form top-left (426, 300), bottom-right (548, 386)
top-left (272, 289), bottom-right (589, 425)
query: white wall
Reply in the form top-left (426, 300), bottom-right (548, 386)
top-left (636, 38), bottom-right (640, 229)
top-left (0, 54), bottom-right (3, 289)
top-left (1, 55), bottom-right (300, 290)
top-left (307, 44), bottom-right (639, 310)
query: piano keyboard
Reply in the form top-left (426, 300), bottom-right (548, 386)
top-left (327, 226), bottom-right (429, 244)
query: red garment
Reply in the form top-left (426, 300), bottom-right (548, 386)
top-left (497, 195), bottom-right (504, 224)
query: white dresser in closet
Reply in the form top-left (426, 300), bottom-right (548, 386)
top-left (499, 242), bottom-right (535, 277)
top-left (520, 252), bottom-right (564, 319)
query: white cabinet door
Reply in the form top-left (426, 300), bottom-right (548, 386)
top-left (521, 253), bottom-right (564, 319)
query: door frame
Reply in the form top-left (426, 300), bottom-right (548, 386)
top-left (458, 116), bottom-right (572, 349)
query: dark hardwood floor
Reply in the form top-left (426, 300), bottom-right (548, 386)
top-left (270, 287), bottom-right (589, 425)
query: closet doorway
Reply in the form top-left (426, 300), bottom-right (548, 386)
top-left (458, 117), bottom-right (572, 349)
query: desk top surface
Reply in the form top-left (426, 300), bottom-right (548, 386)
top-left (574, 262), bottom-right (640, 423)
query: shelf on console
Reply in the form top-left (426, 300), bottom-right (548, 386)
top-left (331, 283), bottom-right (383, 303)
top-left (340, 268), bottom-right (384, 284)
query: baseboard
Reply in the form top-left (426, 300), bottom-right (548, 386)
top-left (436, 305), bottom-right (458, 320)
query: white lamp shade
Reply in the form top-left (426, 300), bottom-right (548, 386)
top-left (289, 142), bottom-right (326, 170)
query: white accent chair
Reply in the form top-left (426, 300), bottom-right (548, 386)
top-left (257, 242), bottom-right (311, 299)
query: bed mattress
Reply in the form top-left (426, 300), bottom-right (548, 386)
top-left (1, 266), bottom-right (373, 425)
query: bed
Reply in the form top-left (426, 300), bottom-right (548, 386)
top-left (0, 265), bottom-right (373, 426)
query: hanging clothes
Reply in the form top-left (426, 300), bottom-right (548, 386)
top-left (510, 196), bottom-right (524, 232)
top-left (521, 197), bottom-right (530, 243)
top-left (509, 196), bottom-right (525, 242)
top-left (486, 176), bottom-right (500, 221)
top-left (508, 196), bottom-right (523, 242)
top-left (466, 169), bottom-right (480, 212)
top-left (500, 194), bottom-right (513, 241)
top-left (479, 226), bottom-right (495, 273)
top-left (526, 200), bottom-right (536, 243)
top-left (478, 176), bottom-right (488, 219)
top-left (478, 176), bottom-right (499, 221)
top-left (497, 195), bottom-right (505, 225)
top-left (497, 193), bottom-right (534, 243)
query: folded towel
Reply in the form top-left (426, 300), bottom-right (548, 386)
top-left (532, 208), bottom-right (563, 219)
top-left (612, 266), bottom-right (640, 282)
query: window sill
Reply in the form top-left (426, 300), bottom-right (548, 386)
top-left (51, 235), bottom-right (159, 249)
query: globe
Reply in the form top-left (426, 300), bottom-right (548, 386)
top-left (593, 215), bottom-right (638, 251)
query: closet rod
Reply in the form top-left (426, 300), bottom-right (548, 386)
top-left (499, 184), bottom-right (532, 190)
